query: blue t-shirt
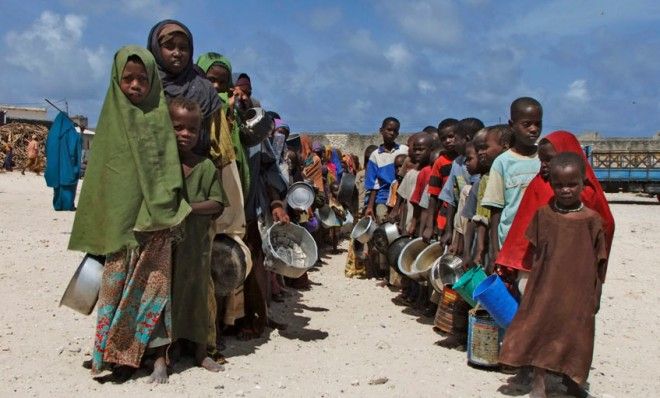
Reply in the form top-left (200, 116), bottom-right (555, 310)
top-left (438, 156), bottom-right (479, 207)
top-left (364, 143), bottom-right (408, 205)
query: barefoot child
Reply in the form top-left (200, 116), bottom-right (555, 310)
top-left (69, 46), bottom-right (191, 382)
top-left (499, 152), bottom-right (609, 398)
top-left (169, 97), bottom-right (227, 373)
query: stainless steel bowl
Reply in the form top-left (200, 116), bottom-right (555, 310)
top-left (440, 253), bottom-right (465, 285)
top-left (338, 173), bottom-right (356, 207)
top-left (397, 237), bottom-right (429, 281)
top-left (210, 235), bottom-right (249, 296)
top-left (265, 222), bottom-right (318, 278)
top-left (387, 236), bottom-right (412, 272)
top-left (239, 107), bottom-right (274, 146)
top-left (428, 258), bottom-right (445, 293)
top-left (59, 254), bottom-right (105, 315)
top-left (372, 222), bottom-right (401, 253)
top-left (351, 216), bottom-right (377, 243)
top-left (412, 241), bottom-right (445, 280)
top-left (286, 182), bottom-right (315, 211)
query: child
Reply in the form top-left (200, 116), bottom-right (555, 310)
top-left (435, 118), bottom-right (484, 248)
top-left (496, 130), bottom-right (615, 276)
top-left (499, 152), bottom-right (609, 398)
top-left (471, 125), bottom-right (512, 271)
top-left (169, 97), bottom-right (226, 374)
top-left (483, 97), bottom-right (542, 292)
top-left (406, 132), bottom-right (434, 236)
top-left (458, 139), bottom-right (483, 264)
top-left (364, 117), bottom-right (408, 278)
top-left (69, 46), bottom-right (191, 382)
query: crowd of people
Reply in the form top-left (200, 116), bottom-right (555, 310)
top-left (60, 18), bottom-right (616, 398)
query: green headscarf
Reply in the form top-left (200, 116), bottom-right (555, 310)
top-left (69, 46), bottom-right (191, 255)
top-left (196, 52), bottom-right (251, 194)
top-left (195, 52), bottom-right (233, 112)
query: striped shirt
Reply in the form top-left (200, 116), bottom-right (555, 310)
top-left (364, 143), bottom-right (409, 204)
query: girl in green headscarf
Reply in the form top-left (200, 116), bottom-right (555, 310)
top-left (69, 45), bottom-right (190, 382)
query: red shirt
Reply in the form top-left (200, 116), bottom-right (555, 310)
top-left (410, 165), bottom-right (432, 206)
top-left (428, 153), bottom-right (455, 197)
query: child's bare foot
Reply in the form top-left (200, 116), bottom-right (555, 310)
top-left (147, 357), bottom-right (168, 384)
top-left (530, 367), bottom-right (546, 398)
top-left (195, 343), bottom-right (224, 372)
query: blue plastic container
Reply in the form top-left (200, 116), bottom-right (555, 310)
top-left (472, 275), bottom-right (518, 329)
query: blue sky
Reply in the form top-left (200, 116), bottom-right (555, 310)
top-left (1, 0), bottom-right (659, 136)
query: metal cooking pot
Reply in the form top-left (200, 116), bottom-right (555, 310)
top-left (351, 216), bottom-right (377, 243)
top-left (316, 205), bottom-right (342, 228)
top-left (286, 181), bottom-right (315, 211)
top-left (239, 107), bottom-right (274, 147)
top-left (387, 236), bottom-right (412, 272)
top-left (60, 254), bottom-right (105, 315)
top-left (412, 241), bottom-right (445, 281)
top-left (429, 252), bottom-right (465, 291)
top-left (337, 173), bottom-right (356, 207)
top-left (265, 222), bottom-right (318, 279)
top-left (372, 222), bottom-right (402, 254)
top-left (397, 238), bottom-right (429, 281)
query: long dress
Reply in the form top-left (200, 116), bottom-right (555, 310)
top-left (172, 159), bottom-right (226, 344)
top-left (44, 112), bottom-right (81, 211)
top-left (499, 205), bottom-right (608, 385)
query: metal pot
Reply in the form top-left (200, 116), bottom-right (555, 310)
top-left (412, 241), bottom-right (445, 280)
top-left (435, 252), bottom-right (465, 287)
top-left (372, 222), bottom-right (402, 253)
top-left (337, 173), bottom-right (356, 207)
top-left (387, 236), bottom-right (412, 272)
top-left (286, 181), bottom-right (315, 211)
top-left (397, 238), bottom-right (429, 281)
top-left (351, 216), bottom-right (377, 243)
top-left (316, 205), bottom-right (342, 228)
top-left (59, 254), bottom-right (105, 315)
top-left (239, 107), bottom-right (274, 147)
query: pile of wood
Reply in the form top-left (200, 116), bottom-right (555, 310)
top-left (0, 123), bottom-right (48, 167)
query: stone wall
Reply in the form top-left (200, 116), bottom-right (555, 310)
top-left (302, 132), bottom-right (660, 157)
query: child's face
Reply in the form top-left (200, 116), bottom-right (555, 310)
top-left (170, 106), bottom-right (201, 153)
top-left (538, 141), bottom-right (557, 180)
top-left (465, 146), bottom-right (479, 175)
top-left (160, 33), bottom-right (190, 75)
top-left (550, 165), bottom-right (584, 208)
top-left (206, 65), bottom-right (230, 93)
top-left (438, 126), bottom-right (457, 153)
top-left (481, 132), bottom-right (505, 167)
top-left (380, 121), bottom-right (400, 145)
top-left (510, 106), bottom-right (542, 148)
top-left (120, 60), bottom-right (150, 106)
top-left (411, 138), bottom-right (431, 165)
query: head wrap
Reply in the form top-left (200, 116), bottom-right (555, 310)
top-left (147, 20), bottom-right (221, 121)
top-left (196, 52), bottom-right (233, 111)
top-left (496, 130), bottom-right (614, 274)
top-left (274, 118), bottom-right (290, 132)
top-left (69, 46), bottom-right (191, 255)
top-left (234, 73), bottom-right (251, 90)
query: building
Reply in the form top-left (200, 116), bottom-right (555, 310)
top-left (0, 105), bottom-right (50, 126)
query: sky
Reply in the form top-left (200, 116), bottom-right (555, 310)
top-left (1, 0), bottom-right (659, 136)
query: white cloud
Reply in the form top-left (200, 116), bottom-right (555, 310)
top-left (385, 43), bottom-right (412, 68)
top-left (4, 11), bottom-right (108, 85)
top-left (120, 0), bottom-right (176, 20)
top-left (309, 6), bottom-right (343, 30)
top-left (380, 0), bottom-right (462, 47)
top-left (566, 79), bottom-right (590, 102)
top-left (417, 80), bottom-right (436, 93)
top-left (347, 29), bottom-right (379, 56)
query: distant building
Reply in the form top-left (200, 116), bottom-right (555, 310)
top-left (0, 105), bottom-right (50, 126)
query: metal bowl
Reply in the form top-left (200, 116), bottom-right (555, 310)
top-left (316, 205), bottom-right (342, 228)
top-left (265, 222), bottom-right (318, 279)
top-left (387, 236), bottom-right (412, 272)
top-left (351, 216), bottom-right (377, 243)
top-left (439, 252), bottom-right (465, 286)
top-left (412, 241), bottom-right (445, 280)
top-left (372, 222), bottom-right (401, 253)
top-left (397, 237), bottom-right (429, 281)
top-left (428, 258), bottom-right (445, 293)
top-left (286, 182), bottom-right (315, 211)
top-left (59, 254), bottom-right (105, 315)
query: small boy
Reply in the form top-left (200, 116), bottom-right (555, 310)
top-left (482, 97), bottom-right (542, 292)
top-left (169, 97), bottom-right (227, 373)
top-left (406, 132), bottom-right (434, 236)
top-left (459, 137), bottom-right (485, 265)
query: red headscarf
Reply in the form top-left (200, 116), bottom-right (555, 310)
top-left (300, 135), bottom-right (324, 191)
top-left (496, 131), bottom-right (615, 277)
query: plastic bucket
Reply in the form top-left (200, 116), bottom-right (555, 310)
top-left (467, 308), bottom-right (504, 368)
top-left (472, 275), bottom-right (518, 329)
top-left (453, 266), bottom-right (487, 307)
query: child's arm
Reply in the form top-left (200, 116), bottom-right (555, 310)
top-left (406, 204), bottom-right (421, 236)
top-left (489, 208), bottom-right (502, 261)
top-left (191, 200), bottom-right (224, 216)
top-left (421, 195), bottom-right (438, 242)
top-left (461, 220), bottom-right (476, 266)
top-left (440, 204), bottom-right (455, 247)
top-left (473, 222), bottom-right (488, 272)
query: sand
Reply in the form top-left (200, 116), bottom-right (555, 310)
top-left (0, 172), bottom-right (658, 397)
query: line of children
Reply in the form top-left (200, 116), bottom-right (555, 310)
top-left (361, 97), bottom-right (614, 397)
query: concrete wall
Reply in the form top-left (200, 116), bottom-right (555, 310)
top-left (301, 132), bottom-right (660, 157)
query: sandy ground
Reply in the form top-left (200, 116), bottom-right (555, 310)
top-left (0, 172), bottom-right (658, 398)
